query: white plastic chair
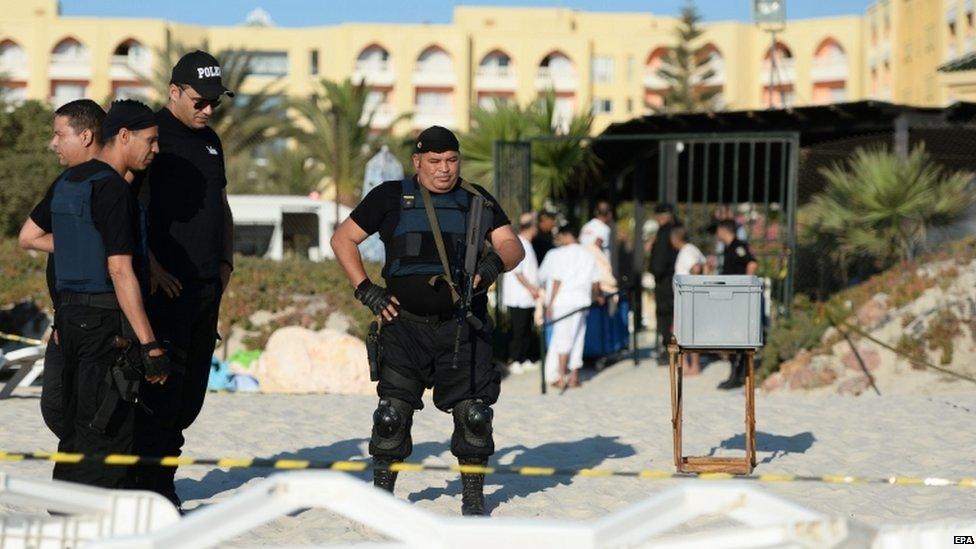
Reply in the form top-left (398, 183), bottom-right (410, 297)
top-left (0, 472), bottom-right (179, 549)
top-left (0, 345), bottom-right (46, 399)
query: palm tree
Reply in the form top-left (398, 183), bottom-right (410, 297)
top-left (656, 1), bottom-right (720, 113)
top-left (287, 78), bottom-right (406, 225)
top-left (460, 93), bottom-right (597, 209)
top-left (806, 146), bottom-right (975, 268)
top-left (229, 146), bottom-right (324, 195)
top-left (460, 98), bottom-right (533, 187)
top-left (526, 93), bottom-right (598, 208)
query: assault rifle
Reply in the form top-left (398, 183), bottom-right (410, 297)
top-left (451, 194), bottom-right (491, 369)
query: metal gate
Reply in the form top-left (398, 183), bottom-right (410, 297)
top-left (657, 133), bottom-right (799, 307)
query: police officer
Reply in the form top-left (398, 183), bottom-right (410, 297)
top-left (30, 100), bottom-right (170, 488)
top-left (331, 126), bottom-right (524, 516)
top-left (648, 203), bottom-right (678, 364)
top-left (135, 50), bottom-right (235, 506)
top-left (18, 99), bottom-right (107, 441)
top-left (716, 219), bottom-right (758, 389)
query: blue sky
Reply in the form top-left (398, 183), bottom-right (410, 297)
top-left (60, 0), bottom-right (876, 26)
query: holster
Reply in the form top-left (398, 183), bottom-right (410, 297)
top-left (89, 336), bottom-right (151, 434)
top-left (367, 320), bottom-right (381, 382)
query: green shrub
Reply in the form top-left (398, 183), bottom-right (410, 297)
top-left (0, 240), bottom-right (48, 309)
top-left (760, 295), bottom-right (830, 381)
top-left (220, 255), bottom-right (381, 349)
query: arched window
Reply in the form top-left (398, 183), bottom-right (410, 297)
top-left (52, 37), bottom-right (89, 60)
top-left (417, 45), bottom-right (453, 72)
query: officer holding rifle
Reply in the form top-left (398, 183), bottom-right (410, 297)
top-left (330, 126), bottom-right (523, 516)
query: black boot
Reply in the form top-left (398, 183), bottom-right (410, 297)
top-left (373, 459), bottom-right (398, 493)
top-left (459, 458), bottom-right (488, 516)
top-left (717, 354), bottom-right (745, 390)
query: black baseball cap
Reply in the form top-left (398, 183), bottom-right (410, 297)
top-left (170, 50), bottom-right (235, 99)
top-left (654, 203), bottom-right (675, 214)
top-left (102, 99), bottom-right (156, 140)
top-left (415, 126), bottom-right (459, 154)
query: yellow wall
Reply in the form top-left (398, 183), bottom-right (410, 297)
top-left (4, 0), bottom-right (969, 135)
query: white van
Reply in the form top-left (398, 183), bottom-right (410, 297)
top-left (228, 195), bottom-right (351, 261)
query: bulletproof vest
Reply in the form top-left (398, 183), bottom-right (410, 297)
top-left (51, 170), bottom-right (118, 294)
top-left (385, 176), bottom-right (471, 278)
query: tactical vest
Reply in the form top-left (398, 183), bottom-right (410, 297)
top-left (51, 170), bottom-right (118, 294)
top-left (385, 176), bottom-right (472, 278)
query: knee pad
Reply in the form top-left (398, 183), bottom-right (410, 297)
top-left (451, 399), bottom-right (494, 458)
top-left (369, 398), bottom-right (414, 459)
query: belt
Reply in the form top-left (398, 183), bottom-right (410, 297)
top-left (59, 292), bottom-right (120, 310)
top-left (398, 309), bottom-right (455, 324)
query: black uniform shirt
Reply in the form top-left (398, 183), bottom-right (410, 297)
top-left (30, 159), bottom-right (143, 301)
top-left (531, 232), bottom-right (554, 263)
top-left (650, 221), bottom-right (678, 278)
top-left (137, 107), bottom-right (227, 282)
top-left (350, 177), bottom-right (510, 316)
top-left (721, 238), bottom-right (756, 275)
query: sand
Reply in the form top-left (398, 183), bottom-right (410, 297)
top-left (2, 354), bottom-right (976, 545)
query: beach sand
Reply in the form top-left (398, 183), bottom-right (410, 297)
top-left (2, 355), bottom-right (976, 545)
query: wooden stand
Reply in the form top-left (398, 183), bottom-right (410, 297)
top-left (668, 344), bottom-right (757, 474)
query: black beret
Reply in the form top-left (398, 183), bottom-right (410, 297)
top-left (415, 125), bottom-right (459, 153)
top-left (102, 99), bottom-right (156, 140)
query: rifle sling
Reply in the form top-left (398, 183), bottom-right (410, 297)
top-left (416, 183), bottom-right (460, 304)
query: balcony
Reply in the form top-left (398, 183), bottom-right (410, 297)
top-left (642, 70), bottom-right (668, 89)
top-left (475, 65), bottom-right (517, 91)
top-left (697, 62), bottom-right (725, 86)
top-left (362, 103), bottom-right (395, 129)
top-left (0, 60), bottom-right (28, 81)
top-left (535, 67), bottom-right (578, 92)
top-left (352, 61), bottom-right (395, 87)
top-left (811, 59), bottom-right (848, 82)
top-left (109, 54), bottom-right (151, 80)
top-left (412, 65), bottom-right (456, 87)
top-left (758, 59), bottom-right (796, 84)
top-left (48, 53), bottom-right (91, 80)
top-left (412, 106), bottom-right (456, 129)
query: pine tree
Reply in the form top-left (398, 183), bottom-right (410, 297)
top-left (657, 1), bottom-right (720, 113)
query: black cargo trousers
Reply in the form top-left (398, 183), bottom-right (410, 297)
top-left (54, 295), bottom-right (135, 489)
top-left (135, 279), bottom-right (222, 503)
top-left (369, 310), bottom-right (501, 461)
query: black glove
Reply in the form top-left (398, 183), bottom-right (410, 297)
top-left (355, 279), bottom-right (396, 316)
top-left (141, 342), bottom-right (172, 378)
top-left (475, 251), bottom-right (505, 290)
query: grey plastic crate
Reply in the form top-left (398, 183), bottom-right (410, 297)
top-left (673, 275), bottom-right (764, 349)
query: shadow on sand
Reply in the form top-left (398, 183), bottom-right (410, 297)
top-left (708, 431), bottom-right (816, 464)
top-left (408, 435), bottom-right (636, 514)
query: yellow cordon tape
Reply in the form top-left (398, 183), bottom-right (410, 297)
top-left (0, 450), bottom-right (974, 488)
top-left (0, 331), bottom-right (43, 346)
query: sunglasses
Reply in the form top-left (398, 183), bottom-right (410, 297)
top-left (180, 85), bottom-right (221, 110)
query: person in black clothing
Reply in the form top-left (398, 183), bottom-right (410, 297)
top-left (331, 126), bottom-right (524, 516)
top-left (648, 203), bottom-right (678, 364)
top-left (18, 99), bottom-right (106, 440)
top-left (531, 210), bottom-right (556, 262)
top-left (133, 50), bottom-right (236, 507)
top-left (23, 100), bottom-right (171, 489)
top-left (716, 219), bottom-right (758, 390)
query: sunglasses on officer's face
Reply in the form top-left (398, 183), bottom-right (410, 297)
top-left (179, 85), bottom-right (221, 110)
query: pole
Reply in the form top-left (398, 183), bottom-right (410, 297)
top-left (332, 104), bottom-right (341, 232)
top-left (767, 30), bottom-right (777, 109)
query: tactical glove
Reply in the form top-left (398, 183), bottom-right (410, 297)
top-left (141, 342), bottom-right (172, 378)
top-left (355, 279), bottom-right (397, 316)
top-left (475, 251), bottom-right (505, 290)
